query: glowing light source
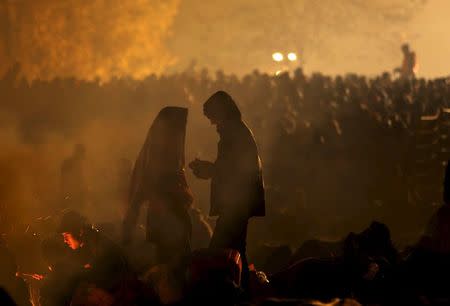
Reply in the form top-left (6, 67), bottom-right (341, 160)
top-left (272, 52), bottom-right (284, 62)
top-left (287, 52), bottom-right (297, 61)
top-left (275, 70), bottom-right (283, 76)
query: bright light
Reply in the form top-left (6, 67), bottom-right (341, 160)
top-left (272, 52), bottom-right (284, 62)
top-left (287, 52), bottom-right (297, 61)
top-left (275, 70), bottom-right (283, 76)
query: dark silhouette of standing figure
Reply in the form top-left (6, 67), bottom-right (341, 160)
top-left (123, 107), bottom-right (193, 266)
top-left (189, 91), bottom-right (265, 289)
top-left (395, 43), bottom-right (416, 80)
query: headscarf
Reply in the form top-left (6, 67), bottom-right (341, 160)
top-left (129, 107), bottom-right (188, 206)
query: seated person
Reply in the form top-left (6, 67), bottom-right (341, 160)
top-left (57, 211), bottom-right (134, 304)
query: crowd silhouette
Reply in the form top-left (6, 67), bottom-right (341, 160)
top-left (1, 64), bottom-right (450, 305)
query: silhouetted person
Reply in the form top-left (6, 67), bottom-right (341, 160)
top-left (0, 288), bottom-right (17, 306)
top-left (58, 211), bottom-right (131, 303)
top-left (60, 144), bottom-right (88, 211)
top-left (123, 107), bottom-right (193, 268)
top-left (395, 43), bottom-right (416, 80)
top-left (189, 91), bottom-right (265, 290)
top-left (40, 236), bottom-right (82, 306)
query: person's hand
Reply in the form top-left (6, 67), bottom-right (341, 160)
top-left (189, 159), bottom-right (214, 179)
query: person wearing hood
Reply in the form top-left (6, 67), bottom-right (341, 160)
top-left (189, 91), bottom-right (265, 290)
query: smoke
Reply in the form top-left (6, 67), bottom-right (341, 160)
top-left (1, 0), bottom-right (444, 80)
top-left (0, 0), bottom-right (180, 82)
top-left (0, 129), bottom-right (62, 231)
top-left (168, 0), bottom-right (429, 76)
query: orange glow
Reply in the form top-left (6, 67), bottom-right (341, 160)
top-left (20, 273), bottom-right (45, 281)
top-left (62, 232), bottom-right (81, 250)
top-left (0, 0), bottom-right (181, 82)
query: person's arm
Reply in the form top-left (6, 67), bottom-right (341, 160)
top-left (159, 171), bottom-right (194, 208)
top-left (189, 159), bottom-right (215, 179)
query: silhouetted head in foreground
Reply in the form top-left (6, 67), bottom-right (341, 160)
top-left (203, 91), bottom-right (241, 126)
top-left (0, 288), bottom-right (16, 306)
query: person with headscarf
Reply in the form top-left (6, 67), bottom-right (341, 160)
top-left (123, 107), bottom-right (193, 266)
top-left (189, 91), bottom-right (265, 290)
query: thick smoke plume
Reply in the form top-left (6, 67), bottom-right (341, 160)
top-left (0, 0), bottom-right (180, 81)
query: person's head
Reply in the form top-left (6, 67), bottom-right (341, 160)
top-left (149, 106), bottom-right (188, 170)
top-left (359, 221), bottom-right (392, 251)
top-left (203, 91), bottom-right (241, 126)
top-left (0, 288), bottom-right (16, 306)
top-left (58, 211), bottom-right (89, 250)
top-left (444, 161), bottom-right (450, 204)
top-left (401, 43), bottom-right (410, 54)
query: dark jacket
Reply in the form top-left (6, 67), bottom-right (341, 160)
top-left (210, 119), bottom-right (265, 218)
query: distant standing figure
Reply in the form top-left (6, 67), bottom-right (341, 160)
top-left (395, 43), bottom-right (417, 80)
top-left (60, 144), bottom-right (87, 211)
top-left (189, 91), bottom-right (265, 289)
top-left (123, 107), bottom-right (193, 266)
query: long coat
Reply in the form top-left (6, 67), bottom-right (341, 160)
top-left (209, 119), bottom-right (265, 218)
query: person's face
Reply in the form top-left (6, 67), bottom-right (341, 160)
top-left (208, 116), bottom-right (220, 126)
top-left (62, 232), bottom-right (81, 250)
top-left (203, 108), bottom-right (221, 126)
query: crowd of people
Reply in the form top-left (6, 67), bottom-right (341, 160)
top-left (0, 61), bottom-right (450, 305)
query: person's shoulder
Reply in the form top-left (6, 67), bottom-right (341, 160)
top-left (236, 120), bottom-right (255, 137)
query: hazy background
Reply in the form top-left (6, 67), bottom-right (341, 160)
top-left (0, 0), bottom-right (449, 245)
top-left (0, 0), bottom-right (449, 81)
